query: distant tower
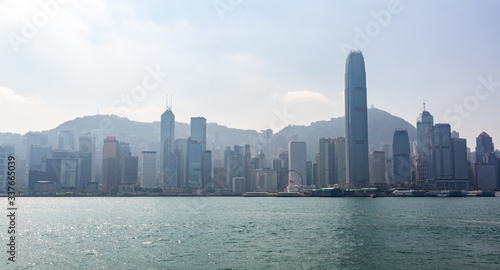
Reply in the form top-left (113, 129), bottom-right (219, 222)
top-left (0, 145), bottom-right (15, 192)
top-left (288, 141), bottom-right (307, 187)
top-left (392, 129), bottom-right (411, 184)
top-left (369, 151), bottom-right (386, 186)
top-left (416, 102), bottom-right (433, 153)
top-left (190, 117), bottom-right (207, 150)
top-left (141, 151), bottom-right (157, 189)
top-left (202, 150), bottom-right (213, 192)
top-left (102, 137), bottom-right (119, 192)
top-left (161, 102), bottom-right (177, 188)
top-left (225, 145), bottom-right (244, 190)
top-left (187, 139), bottom-right (202, 188)
top-left (317, 138), bottom-right (334, 188)
top-left (79, 133), bottom-right (96, 182)
top-left (345, 50), bottom-right (369, 188)
top-left (334, 137), bottom-right (347, 189)
top-left (476, 132), bottom-right (494, 163)
top-left (426, 124), bottom-right (453, 181)
top-left (58, 130), bottom-right (75, 151)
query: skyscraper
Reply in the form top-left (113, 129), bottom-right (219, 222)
top-left (426, 124), bottom-right (468, 189)
top-left (317, 138), bottom-right (334, 188)
top-left (416, 104), bottom-right (434, 153)
top-left (121, 156), bottom-right (138, 187)
top-left (58, 130), bottom-right (75, 151)
top-left (190, 117), bottom-right (207, 150)
top-left (452, 138), bottom-right (468, 181)
top-left (369, 151), bottom-right (386, 186)
top-left (175, 138), bottom-right (188, 188)
top-left (161, 108), bottom-right (177, 187)
top-left (224, 145), bottom-right (244, 190)
top-left (187, 139), bottom-right (202, 189)
top-left (344, 50), bottom-right (369, 189)
top-left (0, 145), bottom-right (15, 192)
top-left (334, 137), bottom-right (347, 189)
top-left (79, 133), bottom-right (96, 183)
top-left (102, 137), bottom-right (119, 192)
top-left (141, 151), bottom-right (157, 189)
top-left (288, 140), bottom-right (307, 187)
top-left (202, 150), bottom-right (212, 192)
top-left (476, 132), bottom-right (494, 163)
top-left (426, 124), bottom-right (453, 181)
top-left (393, 129), bottom-right (411, 184)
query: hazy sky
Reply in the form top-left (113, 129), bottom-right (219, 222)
top-left (1, 0), bottom-right (499, 148)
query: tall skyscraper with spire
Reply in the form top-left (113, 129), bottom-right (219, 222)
top-left (161, 99), bottom-right (177, 188)
top-left (344, 50), bottom-right (369, 189)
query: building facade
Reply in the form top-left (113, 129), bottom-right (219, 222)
top-left (344, 50), bottom-right (369, 188)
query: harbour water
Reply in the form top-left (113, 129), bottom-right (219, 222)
top-left (4, 197), bottom-right (500, 269)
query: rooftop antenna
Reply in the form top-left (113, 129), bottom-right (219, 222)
top-left (423, 98), bottom-right (426, 111)
top-left (170, 94), bottom-right (173, 111)
top-left (166, 94), bottom-right (173, 111)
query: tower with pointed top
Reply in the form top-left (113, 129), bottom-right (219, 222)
top-left (416, 102), bottom-right (434, 154)
top-left (161, 100), bottom-right (177, 188)
top-left (345, 50), bottom-right (369, 189)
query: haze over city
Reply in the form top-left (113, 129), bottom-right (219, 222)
top-left (2, 2), bottom-right (500, 269)
top-left (1, 0), bottom-right (499, 146)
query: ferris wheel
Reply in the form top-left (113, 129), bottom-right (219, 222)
top-left (281, 170), bottom-right (304, 192)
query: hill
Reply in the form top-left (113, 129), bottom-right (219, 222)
top-left (0, 108), bottom-right (416, 161)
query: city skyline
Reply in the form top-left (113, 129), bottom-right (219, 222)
top-left (1, 1), bottom-right (499, 148)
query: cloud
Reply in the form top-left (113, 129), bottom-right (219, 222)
top-left (282, 90), bottom-right (335, 104)
top-left (264, 90), bottom-right (343, 130)
top-left (0, 86), bottom-right (69, 133)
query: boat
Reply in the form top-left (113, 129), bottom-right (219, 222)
top-left (436, 191), bottom-right (450, 197)
top-left (392, 190), bottom-right (414, 197)
top-left (242, 192), bottom-right (271, 197)
top-left (370, 194), bottom-right (377, 198)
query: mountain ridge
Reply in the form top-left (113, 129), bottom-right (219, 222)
top-left (1, 108), bottom-right (416, 161)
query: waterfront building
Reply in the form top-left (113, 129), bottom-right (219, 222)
top-left (28, 145), bottom-right (51, 190)
top-left (393, 129), bottom-right (411, 184)
top-left (141, 151), bottom-right (157, 188)
top-left (244, 144), bottom-right (252, 191)
top-left (288, 140), bottom-right (307, 187)
top-left (426, 124), bottom-right (468, 190)
top-left (476, 132), bottom-right (494, 163)
top-left (187, 139), bottom-right (202, 189)
top-left (0, 145), bottom-right (15, 192)
top-left (344, 50), bottom-right (369, 188)
top-left (202, 150), bottom-right (212, 192)
top-left (369, 151), bottom-right (386, 186)
top-left (317, 138), bottom-right (334, 188)
top-left (473, 162), bottom-right (498, 190)
top-left (333, 137), bottom-right (347, 189)
top-left (161, 107), bottom-right (177, 188)
top-left (121, 156), bottom-right (138, 189)
top-left (224, 145), bottom-right (244, 190)
top-left (253, 169), bottom-right (278, 192)
top-left (102, 137), bottom-right (119, 192)
top-left (232, 177), bottom-right (245, 194)
top-left (416, 105), bottom-right (434, 154)
top-left (175, 139), bottom-right (188, 188)
top-left (79, 133), bottom-right (96, 182)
